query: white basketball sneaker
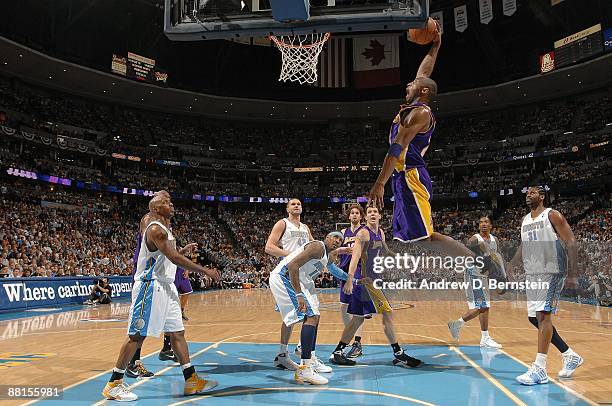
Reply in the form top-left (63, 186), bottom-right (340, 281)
top-left (480, 336), bottom-right (502, 349)
top-left (294, 364), bottom-right (328, 385)
top-left (558, 352), bottom-right (583, 378)
top-left (448, 320), bottom-right (463, 341)
top-left (273, 353), bottom-right (299, 371)
top-left (102, 380), bottom-right (138, 402)
top-left (516, 363), bottom-right (549, 386)
top-left (311, 355), bottom-right (333, 373)
top-left (294, 344), bottom-right (302, 357)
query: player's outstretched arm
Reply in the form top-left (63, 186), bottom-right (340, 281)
top-left (147, 225), bottom-right (220, 282)
top-left (415, 26), bottom-right (441, 79)
top-left (548, 210), bottom-right (578, 287)
top-left (368, 107), bottom-right (431, 208)
top-left (265, 220), bottom-right (290, 257)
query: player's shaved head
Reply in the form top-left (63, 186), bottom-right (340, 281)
top-left (154, 190), bottom-right (170, 198)
top-left (149, 194), bottom-right (166, 212)
top-left (418, 77), bottom-right (438, 99)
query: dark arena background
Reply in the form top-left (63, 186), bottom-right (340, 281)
top-left (0, 0), bottom-right (611, 405)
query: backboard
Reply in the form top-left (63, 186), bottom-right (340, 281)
top-left (164, 0), bottom-right (430, 41)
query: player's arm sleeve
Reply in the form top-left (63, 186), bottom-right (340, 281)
top-left (327, 263), bottom-right (349, 282)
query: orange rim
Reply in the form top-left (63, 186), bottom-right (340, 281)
top-left (269, 33), bottom-right (331, 49)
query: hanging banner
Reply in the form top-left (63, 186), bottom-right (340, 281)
top-left (479, 0), bottom-right (493, 24)
top-left (454, 5), bottom-right (468, 33)
top-left (502, 0), bottom-right (517, 16)
top-left (430, 11), bottom-right (444, 34)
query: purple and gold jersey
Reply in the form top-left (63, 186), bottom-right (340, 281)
top-left (338, 225), bottom-right (364, 271)
top-left (388, 102), bottom-right (436, 170)
top-left (361, 225), bottom-right (384, 278)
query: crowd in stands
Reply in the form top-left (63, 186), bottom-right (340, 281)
top-left (0, 181), bottom-right (610, 304)
top-left (0, 76), bottom-right (610, 304)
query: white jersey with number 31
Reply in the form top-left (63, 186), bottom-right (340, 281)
top-left (520, 208), bottom-right (566, 275)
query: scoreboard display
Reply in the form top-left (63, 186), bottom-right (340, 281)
top-left (554, 24), bottom-right (604, 69)
top-left (111, 52), bottom-right (168, 86)
top-left (126, 52), bottom-right (156, 82)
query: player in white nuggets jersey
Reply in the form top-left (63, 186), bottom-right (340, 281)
top-left (448, 216), bottom-right (503, 349)
top-left (103, 194), bottom-right (221, 402)
top-left (510, 186), bottom-right (583, 385)
top-left (269, 231), bottom-right (345, 385)
top-left (265, 199), bottom-right (313, 371)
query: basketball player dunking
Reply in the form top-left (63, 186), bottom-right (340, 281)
top-left (448, 216), bottom-right (503, 349)
top-left (338, 204), bottom-right (367, 358)
top-left (102, 194), bottom-right (221, 401)
top-left (509, 186), bottom-right (583, 385)
top-left (265, 199), bottom-right (319, 371)
top-left (367, 28), bottom-right (500, 276)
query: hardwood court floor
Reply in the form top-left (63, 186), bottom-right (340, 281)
top-left (1, 289), bottom-right (611, 405)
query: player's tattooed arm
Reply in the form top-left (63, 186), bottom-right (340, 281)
top-left (549, 209), bottom-right (578, 288)
top-left (415, 23), bottom-right (442, 79)
top-left (368, 107), bottom-right (430, 209)
top-left (265, 219), bottom-right (290, 257)
top-left (147, 225), bottom-right (220, 282)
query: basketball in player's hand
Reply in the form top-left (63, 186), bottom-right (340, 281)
top-left (407, 18), bottom-right (440, 45)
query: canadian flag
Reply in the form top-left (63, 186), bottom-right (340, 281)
top-left (352, 35), bottom-right (400, 89)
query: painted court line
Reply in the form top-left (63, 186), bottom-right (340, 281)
top-left (23, 349), bottom-right (161, 406)
top-left (167, 386), bottom-right (437, 406)
top-left (450, 346), bottom-right (527, 406)
top-left (237, 357), bottom-right (260, 363)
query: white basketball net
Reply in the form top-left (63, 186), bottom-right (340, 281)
top-left (270, 33), bottom-right (331, 85)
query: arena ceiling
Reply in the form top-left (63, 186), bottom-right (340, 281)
top-left (1, 36), bottom-right (610, 123)
top-left (0, 0), bottom-right (610, 101)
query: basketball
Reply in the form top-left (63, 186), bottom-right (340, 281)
top-left (408, 17), bottom-right (439, 45)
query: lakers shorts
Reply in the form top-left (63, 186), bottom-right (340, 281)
top-left (127, 280), bottom-right (184, 337)
top-left (391, 167), bottom-right (434, 242)
top-left (347, 283), bottom-right (393, 316)
top-left (269, 272), bottom-right (319, 327)
top-left (526, 273), bottom-right (566, 317)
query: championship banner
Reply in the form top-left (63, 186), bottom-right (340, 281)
top-left (502, 0), bottom-right (517, 16)
top-left (454, 5), bottom-right (468, 33)
top-left (0, 276), bottom-right (134, 311)
top-left (479, 0), bottom-right (493, 24)
top-left (430, 11), bottom-right (444, 34)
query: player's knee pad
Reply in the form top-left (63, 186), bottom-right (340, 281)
top-left (528, 316), bottom-right (539, 328)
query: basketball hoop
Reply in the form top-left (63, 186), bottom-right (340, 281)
top-left (270, 33), bottom-right (331, 85)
